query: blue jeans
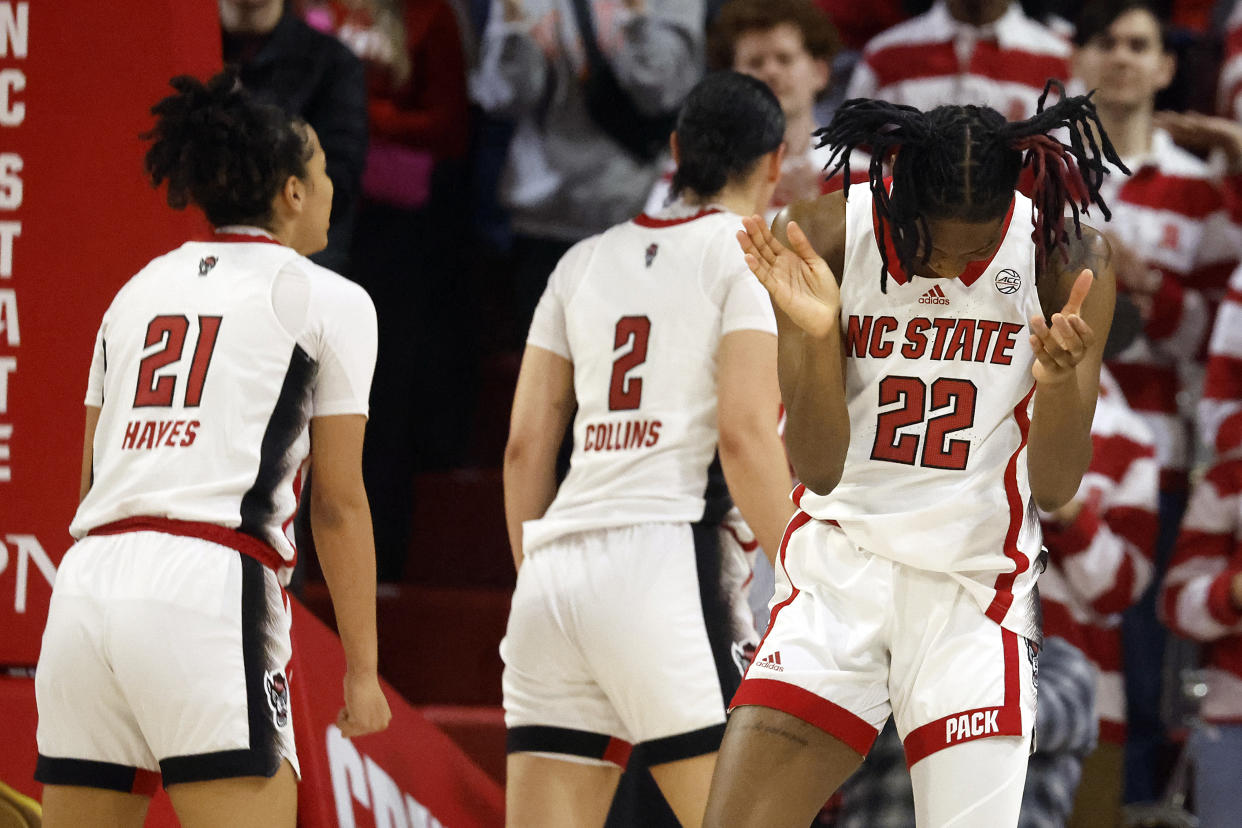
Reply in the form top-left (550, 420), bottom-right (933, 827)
top-left (1191, 723), bottom-right (1242, 828)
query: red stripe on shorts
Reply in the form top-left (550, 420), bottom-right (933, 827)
top-left (743, 510), bottom-right (814, 682)
top-left (132, 768), bottom-right (161, 796)
top-left (87, 516), bottom-right (289, 573)
top-left (603, 737), bottom-right (633, 767)
top-left (902, 628), bottom-right (1024, 767)
top-left (730, 678), bottom-right (878, 756)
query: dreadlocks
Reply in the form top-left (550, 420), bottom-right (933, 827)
top-left (816, 79), bottom-right (1128, 292)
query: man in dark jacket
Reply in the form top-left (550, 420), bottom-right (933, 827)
top-left (221, 0), bottom-right (368, 274)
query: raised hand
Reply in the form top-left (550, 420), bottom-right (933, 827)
top-left (737, 215), bottom-right (841, 338)
top-left (1029, 268), bottom-right (1095, 386)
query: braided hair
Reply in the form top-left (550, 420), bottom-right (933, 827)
top-left (816, 80), bottom-right (1127, 291)
top-left (143, 69), bottom-right (313, 228)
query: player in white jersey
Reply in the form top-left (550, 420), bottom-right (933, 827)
top-left (501, 72), bottom-right (797, 828)
top-left (34, 72), bottom-right (390, 828)
top-left (702, 84), bottom-right (1126, 827)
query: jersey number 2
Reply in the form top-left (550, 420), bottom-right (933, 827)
top-left (134, 315), bottom-right (222, 407)
top-left (609, 316), bottom-right (651, 411)
top-left (870, 376), bottom-right (977, 470)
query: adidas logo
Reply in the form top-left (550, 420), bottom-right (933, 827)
top-left (918, 284), bottom-right (950, 305)
top-left (756, 651), bottom-right (784, 672)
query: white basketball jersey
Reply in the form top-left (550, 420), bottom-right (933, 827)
top-left (70, 230), bottom-right (377, 581)
top-left (796, 189), bottom-right (1045, 637)
top-left (522, 203), bottom-right (777, 553)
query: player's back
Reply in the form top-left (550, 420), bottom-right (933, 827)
top-left (521, 204), bottom-right (775, 553)
top-left (71, 232), bottom-right (373, 567)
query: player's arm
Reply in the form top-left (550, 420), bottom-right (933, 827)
top-left (1027, 226), bottom-right (1116, 511)
top-left (309, 414), bottom-right (391, 738)
top-left (503, 345), bottom-right (575, 570)
top-left (717, 330), bottom-right (795, 565)
top-left (740, 194), bottom-right (849, 495)
top-left (79, 405), bottom-right (100, 502)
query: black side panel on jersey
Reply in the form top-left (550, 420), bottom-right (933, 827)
top-left (239, 345), bottom-right (317, 544)
top-left (159, 554), bottom-right (282, 784)
top-left (701, 454), bottom-right (733, 527)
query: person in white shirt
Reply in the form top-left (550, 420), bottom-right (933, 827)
top-left (34, 70), bottom-right (390, 828)
top-left (501, 71), bottom-right (796, 828)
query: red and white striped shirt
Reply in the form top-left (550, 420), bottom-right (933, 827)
top-left (1219, 2), bottom-right (1242, 122)
top-left (1039, 371), bottom-right (1160, 743)
top-left (845, 1), bottom-right (1070, 121)
top-left (1160, 435), bottom-right (1242, 722)
top-left (1200, 265), bottom-right (1242, 456)
top-left (1100, 129), bottom-right (1242, 490)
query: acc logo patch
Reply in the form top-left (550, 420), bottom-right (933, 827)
top-left (645, 243), bottom-right (658, 268)
top-left (994, 268), bottom-right (1021, 294)
top-left (264, 670), bottom-right (290, 728)
top-left (198, 256), bottom-right (218, 276)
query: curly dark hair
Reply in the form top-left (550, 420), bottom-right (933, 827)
top-left (818, 80), bottom-right (1128, 291)
top-left (707, 0), bottom-right (842, 71)
top-left (143, 69), bottom-right (313, 228)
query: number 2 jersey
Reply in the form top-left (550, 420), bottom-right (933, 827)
top-left (69, 229), bottom-right (378, 583)
top-left (521, 202), bottom-right (778, 554)
top-left (795, 189), bottom-right (1046, 639)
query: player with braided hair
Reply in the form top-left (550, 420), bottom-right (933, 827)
top-left (702, 83), bottom-right (1124, 827)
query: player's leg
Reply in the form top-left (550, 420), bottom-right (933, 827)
top-left (165, 759), bottom-right (297, 828)
top-left (646, 753), bottom-right (715, 828)
top-left (40, 787), bottom-right (150, 828)
top-left (505, 754), bottom-right (622, 828)
top-left (910, 735), bottom-right (1029, 827)
top-left (703, 705), bottom-right (865, 827)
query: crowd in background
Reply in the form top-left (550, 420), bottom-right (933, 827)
top-left (218, 0), bottom-right (1242, 824)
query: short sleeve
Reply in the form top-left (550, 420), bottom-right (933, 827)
top-left (526, 238), bottom-right (601, 361)
top-left (305, 272), bottom-right (378, 418)
top-left (83, 321), bottom-right (106, 407)
top-left (721, 273), bottom-right (777, 336)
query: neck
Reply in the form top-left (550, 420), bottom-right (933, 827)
top-left (1095, 104), bottom-right (1153, 160)
top-left (784, 110), bottom-right (816, 156)
top-left (946, 0), bottom-right (1007, 26)
top-left (220, 1), bottom-right (283, 35)
top-left (685, 184), bottom-right (763, 218)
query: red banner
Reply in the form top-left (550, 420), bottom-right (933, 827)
top-left (0, 601), bottom-right (505, 826)
top-left (0, 2), bottom-right (219, 663)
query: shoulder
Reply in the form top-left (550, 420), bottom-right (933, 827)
top-left (295, 256), bottom-right (375, 319)
top-left (778, 189), bottom-right (848, 268)
top-left (1037, 222), bottom-right (1115, 312)
top-left (861, 12), bottom-right (940, 58)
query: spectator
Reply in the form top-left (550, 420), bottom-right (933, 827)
top-left (1203, 264), bottom-right (1242, 454)
top-left (1038, 367), bottom-right (1160, 826)
top-left (646, 0), bottom-right (855, 220)
top-left (1070, 0), bottom-right (1242, 800)
top-left (810, 0), bottom-right (905, 53)
top-left (471, 0), bottom-right (705, 341)
top-left (1159, 417), bottom-right (1242, 828)
top-left (221, 0), bottom-right (369, 274)
top-left (845, 0), bottom-right (1071, 120)
top-left (303, 0), bottom-right (474, 580)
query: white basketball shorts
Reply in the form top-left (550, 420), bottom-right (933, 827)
top-left (732, 514), bottom-right (1038, 767)
top-left (35, 529), bottom-right (297, 793)
top-left (502, 522), bottom-right (758, 768)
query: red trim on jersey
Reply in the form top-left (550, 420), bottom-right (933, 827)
top-left (722, 523), bottom-right (760, 553)
top-left (987, 383), bottom-right (1037, 625)
top-left (209, 230), bottom-right (284, 245)
top-left (731, 678), bottom-right (878, 756)
top-left (602, 737), bottom-right (633, 767)
top-left (871, 191), bottom-right (1015, 286)
top-left (632, 208), bottom-right (722, 228)
top-left (902, 628), bottom-right (1024, 767)
top-left (87, 516), bottom-right (291, 572)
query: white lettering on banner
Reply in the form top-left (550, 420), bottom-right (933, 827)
top-left (0, 153), bottom-right (21, 210)
top-left (0, 288), bottom-right (17, 345)
top-left (0, 534), bottom-right (55, 612)
top-left (0, 356), bottom-right (13, 412)
top-left (0, 3), bottom-right (26, 59)
top-left (0, 422), bottom-right (9, 481)
top-left (0, 68), bottom-right (24, 126)
top-left (327, 726), bottom-right (444, 828)
top-left (0, 221), bottom-right (18, 277)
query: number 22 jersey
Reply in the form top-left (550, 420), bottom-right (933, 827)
top-left (796, 189), bottom-right (1046, 638)
top-left (69, 229), bottom-right (378, 582)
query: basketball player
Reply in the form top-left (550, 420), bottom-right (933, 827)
top-left (34, 71), bottom-right (390, 828)
top-left (501, 71), bottom-right (796, 828)
top-left (703, 83), bottom-right (1125, 827)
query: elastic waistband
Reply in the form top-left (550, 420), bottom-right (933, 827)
top-left (86, 517), bottom-right (289, 573)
